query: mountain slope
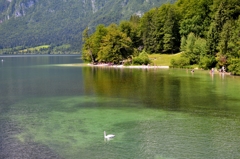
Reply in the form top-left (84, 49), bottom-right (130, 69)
top-left (0, 0), bottom-right (176, 51)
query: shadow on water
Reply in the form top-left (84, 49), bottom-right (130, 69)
top-left (82, 67), bottom-right (240, 119)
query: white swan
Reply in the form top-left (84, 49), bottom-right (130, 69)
top-left (104, 131), bottom-right (115, 140)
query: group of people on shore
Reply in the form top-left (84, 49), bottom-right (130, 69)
top-left (210, 66), bottom-right (226, 74)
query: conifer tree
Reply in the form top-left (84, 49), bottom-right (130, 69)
top-left (206, 1), bottom-right (230, 55)
top-left (82, 27), bottom-right (94, 63)
top-left (163, 7), bottom-right (174, 53)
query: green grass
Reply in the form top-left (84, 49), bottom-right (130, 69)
top-left (20, 45), bottom-right (50, 52)
top-left (148, 53), bottom-right (182, 66)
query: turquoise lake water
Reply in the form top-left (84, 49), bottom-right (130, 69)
top-left (0, 55), bottom-right (240, 159)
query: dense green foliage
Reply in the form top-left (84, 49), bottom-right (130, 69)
top-left (82, 21), bottom-right (146, 64)
top-left (0, 0), bottom-right (175, 54)
top-left (83, 0), bottom-right (240, 75)
top-left (132, 50), bottom-right (151, 65)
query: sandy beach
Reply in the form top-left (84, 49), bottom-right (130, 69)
top-left (56, 63), bottom-right (169, 69)
top-left (88, 63), bottom-right (169, 68)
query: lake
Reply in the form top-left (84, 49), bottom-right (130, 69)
top-left (0, 55), bottom-right (240, 159)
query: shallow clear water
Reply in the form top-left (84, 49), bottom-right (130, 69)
top-left (0, 55), bottom-right (240, 159)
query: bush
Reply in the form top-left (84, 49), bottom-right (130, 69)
top-left (132, 57), bottom-right (143, 65)
top-left (228, 59), bottom-right (240, 75)
top-left (132, 50), bottom-right (151, 65)
top-left (170, 57), bottom-right (190, 68)
top-left (123, 61), bottom-right (131, 66)
top-left (199, 56), bottom-right (216, 70)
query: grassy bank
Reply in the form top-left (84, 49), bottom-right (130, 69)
top-left (148, 53), bottom-right (182, 66)
top-left (20, 45), bottom-right (50, 53)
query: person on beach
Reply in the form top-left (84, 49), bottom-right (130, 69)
top-left (211, 68), bottom-right (214, 74)
top-left (222, 66), bottom-right (225, 73)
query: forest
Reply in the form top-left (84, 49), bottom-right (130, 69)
top-left (0, 0), bottom-right (175, 54)
top-left (82, 0), bottom-right (240, 75)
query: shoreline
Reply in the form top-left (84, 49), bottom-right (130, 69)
top-left (55, 63), bottom-right (234, 75)
top-left (87, 63), bottom-right (169, 69)
top-left (57, 63), bottom-right (170, 69)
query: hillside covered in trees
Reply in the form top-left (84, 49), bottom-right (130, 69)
top-left (82, 0), bottom-right (240, 75)
top-left (0, 0), bottom-right (175, 54)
